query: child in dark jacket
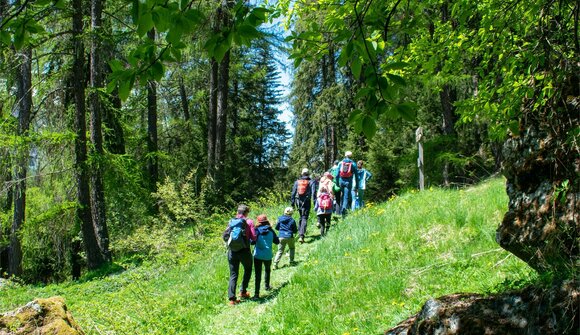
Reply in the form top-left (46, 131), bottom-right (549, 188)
top-left (252, 214), bottom-right (280, 299)
top-left (273, 207), bottom-right (298, 269)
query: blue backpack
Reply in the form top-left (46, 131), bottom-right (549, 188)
top-left (227, 218), bottom-right (247, 251)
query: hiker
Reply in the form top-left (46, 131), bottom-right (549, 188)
top-left (274, 207), bottom-right (298, 268)
top-left (337, 151), bottom-right (359, 217)
top-left (252, 214), bottom-right (280, 299)
top-left (222, 204), bottom-right (257, 305)
top-left (329, 160), bottom-right (342, 215)
top-left (353, 160), bottom-right (372, 210)
top-left (315, 186), bottom-right (333, 236)
top-left (316, 171), bottom-right (335, 228)
top-left (290, 168), bottom-right (315, 243)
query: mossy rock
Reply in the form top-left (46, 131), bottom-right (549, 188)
top-left (0, 297), bottom-right (85, 335)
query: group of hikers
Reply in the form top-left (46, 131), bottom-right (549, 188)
top-left (222, 151), bottom-right (372, 305)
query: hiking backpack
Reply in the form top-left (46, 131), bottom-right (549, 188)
top-left (319, 193), bottom-right (332, 210)
top-left (339, 161), bottom-right (353, 178)
top-left (227, 218), bottom-right (247, 251)
top-left (297, 179), bottom-right (310, 196)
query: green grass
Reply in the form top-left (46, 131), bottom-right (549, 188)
top-left (0, 178), bottom-right (536, 334)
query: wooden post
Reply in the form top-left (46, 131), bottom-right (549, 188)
top-left (416, 127), bottom-right (424, 191)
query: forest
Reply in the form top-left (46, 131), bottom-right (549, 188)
top-left (0, 0), bottom-right (578, 286)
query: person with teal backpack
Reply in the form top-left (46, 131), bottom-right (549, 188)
top-left (251, 214), bottom-right (280, 299)
top-left (222, 204), bottom-right (257, 305)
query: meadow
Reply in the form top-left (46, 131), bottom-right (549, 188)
top-left (0, 178), bottom-right (537, 334)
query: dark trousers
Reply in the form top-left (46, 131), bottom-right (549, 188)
top-left (340, 180), bottom-right (353, 216)
top-left (227, 248), bottom-right (252, 300)
top-left (334, 190), bottom-right (342, 214)
top-left (297, 199), bottom-right (311, 238)
top-left (254, 258), bottom-right (272, 297)
top-left (319, 213), bottom-right (331, 236)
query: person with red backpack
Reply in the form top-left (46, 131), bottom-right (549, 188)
top-left (290, 168), bottom-right (315, 243)
top-left (337, 151), bottom-right (360, 217)
top-left (315, 186), bottom-right (334, 236)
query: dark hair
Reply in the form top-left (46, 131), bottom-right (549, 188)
top-left (237, 204), bottom-right (250, 215)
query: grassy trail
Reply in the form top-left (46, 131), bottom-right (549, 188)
top-left (201, 225), bottom-right (324, 335)
top-left (0, 178), bottom-right (536, 335)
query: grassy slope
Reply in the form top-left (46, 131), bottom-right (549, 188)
top-left (0, 178), bottom-right (536, 334)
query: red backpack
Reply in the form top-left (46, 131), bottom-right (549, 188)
top-left (339, 161), bottom-right (353, 178)
top-left (319, 193), bottom-right (332, 210)
top-left (297, 179), bottom-right (310, 196)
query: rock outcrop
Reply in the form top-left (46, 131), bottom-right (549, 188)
top-left (0, 297), bottom-right (85, 335)
top-left (497, 96), bottom-right (579, 274)
top-left (386, 280), bottom-right (579, 335)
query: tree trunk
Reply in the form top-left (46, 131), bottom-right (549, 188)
top-left (89, 0), bottom-right (111, 266)
top-left (179, 76), bottom-right (190, 121)
top-left (72, 0), bottom-right (101, 274)
top-left (147, 29), bottom-right (159, 197)
top-left (214, 48), bottom-right (230, 188)
top-left (9, 48), bottom-right (32, 277)
top-left (207, 58), bottom-right (218, 179)
top-left (440, 83), bottom-right (457, 187)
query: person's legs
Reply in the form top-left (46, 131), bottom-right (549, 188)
top-left (358, 189), bottom-right (365, 208)
top-left (227, 251), bottom-right (241, 301)
top-left (264, 260), bottom-right (272, 289)
top-left (334, 190), bottom-right (342, 214)
top-left (253, 258), bottom-right (263, 297)
top-left (240, 250), bottom-right (253, 295)
top-left (351, 189), bottom-right (357, 211)
top-left (322, 214), bottom-right (331, 235)
top-left (274, 238), bottom-right (287, 266)
top-left (340, 180), bottom-right (352, 216)
top-left (298, 204), bottom-right (310, 241)
top-left (288, 237), bottom-right (296, 263)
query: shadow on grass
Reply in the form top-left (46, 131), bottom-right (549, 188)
top-left (252, 281), bottom-right (290, 304)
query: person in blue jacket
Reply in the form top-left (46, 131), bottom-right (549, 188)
top-left (337, 151), bottom-right (359, 217)
top-left (353, 160), bottom-right (372, 210)
top-left (252, 214), bottom-right (280, 299)
top-left (273, 207), bottom-right (298, 269)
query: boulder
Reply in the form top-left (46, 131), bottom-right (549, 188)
top-left (386, 280), bottom-right (579, 335)
top-left (0, 297), bottom-right (85, 335)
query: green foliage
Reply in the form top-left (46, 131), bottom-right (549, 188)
top-left (0, 178), bottom-right (537, 334)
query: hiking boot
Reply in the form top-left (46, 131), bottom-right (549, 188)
top-left (289, 261), bottom-right (297, 266)
top-left (265, 286), bottom-right (272, 291)
top-left (240, 291), bottom-right (251, 299)
top-left (299, 236), bottom-right (305, 244)
top-left (251, 295), bottom-right (260, 301)
top-left (273, 263), bottom-right (278, 270)
top-left (229, 299), bottom-right (241, 305)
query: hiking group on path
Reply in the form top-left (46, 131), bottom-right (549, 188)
top-left (222, 151), bottom-right (371, 305)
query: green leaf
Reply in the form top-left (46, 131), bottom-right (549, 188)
top-left (184, 9), bottom-right (204, 25)
top-left (214, 42), bottom-right (230, 63)
top-left (137, 13), bottom-right (154, 37)
top-left (362, 115), bottom-right (377, 138)
top-left (386, 73), bottom-right (406, 86)
top-left (0, 31), bottom-right (10, 45)
top-left (131, 0), bottom-right (140, 24)
top-left (151, 62), bottom-right (164, 81)
top-left (250, 7), bottom-right (268, 21)
top-left (13, 27), bottom-right (26, 50)
top-left (170, 47), bottom-right (182, 61)
top-left (237, 24), bottom-right (260, 41)
top-left (35, 0), bottom-right (52, 5)
top-left (355, 87), bottom-right (374, 101)
top-left (166, 26), bottom-right (183, 45)
top-left (351, 57), bottom-right (362, 79)
top-left (106, 79), bottom-right (117, 94)
top-left (108, 59), bottom-right (124, 72)
top-left (395, 102), bottom-right (418, 121)
top-left (383, 62), bottom-right (408, 71)
top-left (118, 78), bottom-right (132, 101)
top-left (348, 109), bottom-right (363, 124)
